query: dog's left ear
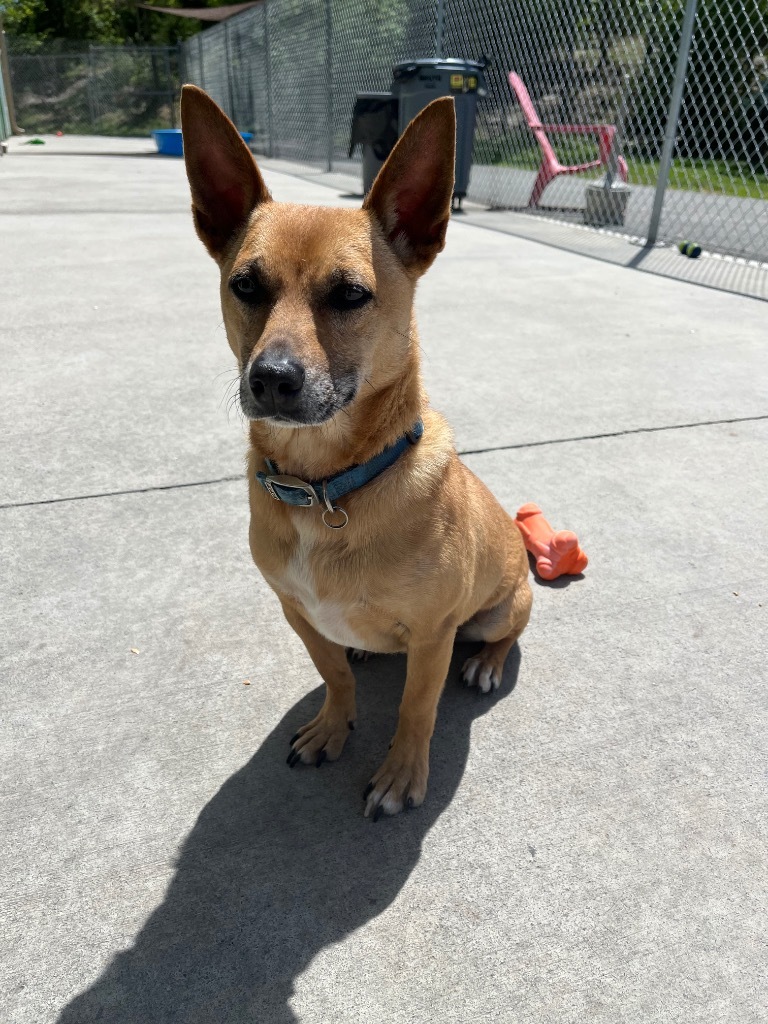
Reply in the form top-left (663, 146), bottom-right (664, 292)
top-left (181, 85), bottom-right (271, 261)
top-left (363, 97), bottom-right (456, 274)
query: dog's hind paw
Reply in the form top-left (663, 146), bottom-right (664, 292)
top-left (462, 653), bottom-right (502, 694)
top-left (347, 647), bottom-right (372, 662)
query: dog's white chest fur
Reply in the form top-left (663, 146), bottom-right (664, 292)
top-left (280, 541), bottom-right (364, 649)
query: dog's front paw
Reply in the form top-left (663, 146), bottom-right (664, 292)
top-left (363, 736), bottom-right (429, 820)
top-left (287, 704), bottom-right (355, 768)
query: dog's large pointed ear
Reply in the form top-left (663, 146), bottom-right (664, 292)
top-left (180, 85), bottom-right (271, 261)
top-left (363, 97), bottom-right (455, 274)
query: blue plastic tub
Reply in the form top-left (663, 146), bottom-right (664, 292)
top-left (151, 128), bottom-right (253, 156)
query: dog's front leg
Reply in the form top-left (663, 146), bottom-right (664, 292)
top-left (282, 600), bottom-right (357, 767)
top-left (364, 626), bottom-right (456, 819)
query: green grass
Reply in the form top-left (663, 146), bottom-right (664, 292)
top-left (478, 138), bottom-right (768, 200)
top-left (627, 158), bottom-right (768, 200)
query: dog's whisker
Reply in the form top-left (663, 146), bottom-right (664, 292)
top-left (217, 368), bottom-right (241, 393)
top-left (391, 324), bottom-right (414, 342)
top-left (213, 366), bottom-right (240, 383)
top-left (221, 380), bottom-right (240, 403)
top-left (224, 382), bottom-right (247, 425)
top-left (220, 377), bottom-right (243, 418)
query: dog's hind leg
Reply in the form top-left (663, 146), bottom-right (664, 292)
top-left (460, 578), bottom-right (532, 694)
top-left (281, 601), bottom-right (357, 767)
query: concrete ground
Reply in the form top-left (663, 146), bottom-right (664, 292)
top-left (1, 136), bottom-right (766, 1024)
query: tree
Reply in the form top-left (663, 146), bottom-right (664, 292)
top-left (1, 0), bottom-right (238, 46)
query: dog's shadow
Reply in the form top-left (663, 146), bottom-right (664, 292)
top-left (58, 643), bottom-right (520, 1023)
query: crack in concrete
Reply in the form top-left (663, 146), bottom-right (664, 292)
top-left (457, 412), bottom-right (768, 457)
top-left (1, 412), bottom-right (766, 512)
top-left (0, 475), bottom-right (244, 511)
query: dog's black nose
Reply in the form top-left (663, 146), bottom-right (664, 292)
top-left (248, 356), bottom-right (305, 410)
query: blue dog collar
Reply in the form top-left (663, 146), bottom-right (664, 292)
top-left (256, 419), bottom-right (424, 528)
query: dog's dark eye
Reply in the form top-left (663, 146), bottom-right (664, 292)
top-left (230, 275), bottom-right (264, 304)
top-left (328, 283), bottom-right (373, 312)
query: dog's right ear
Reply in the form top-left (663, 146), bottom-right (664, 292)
top-left (180, 85), bottom-right (271, 261)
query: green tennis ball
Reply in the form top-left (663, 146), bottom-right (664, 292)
top-left (679, 241), bottom-right (702, 258)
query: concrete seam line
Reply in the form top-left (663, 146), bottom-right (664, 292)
top-left (2, 413), bottom-right (767, 512)
top-left (457, 413), bottom-right (768, 457)
top-left (0, 475), bottom-right (244, 511)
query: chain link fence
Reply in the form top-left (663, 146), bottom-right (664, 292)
top-left (442, 0), bottom-right (767, 262)
top-left (5, 2), bottom-right (766, 263)
top-left (178, 1), bottom-right (439, 168)
top-left (7, 40), bottom-right (178, 136)
top-left (177, 0), bottom-right (767, 265)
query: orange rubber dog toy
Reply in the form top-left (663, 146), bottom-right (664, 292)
top-left (514, 503), bottom-right (588, 580)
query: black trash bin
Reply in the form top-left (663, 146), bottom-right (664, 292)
top-left (392, 58), bottom-right (488, 206)
top-left (348, 92), bottom-right (399, 194)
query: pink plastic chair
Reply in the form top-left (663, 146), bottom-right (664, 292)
top-left (508, 71), bottom-right (628, 208)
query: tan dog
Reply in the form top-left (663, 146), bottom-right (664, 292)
top-left (181, 86), bottom-right (532, 819)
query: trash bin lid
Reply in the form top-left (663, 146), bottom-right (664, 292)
top-left (353, 91), bottom-right (397, 103)
top-left (392, 58), bottom-right (488, 94)
top-left (393, 57), bottom-right (488, 76)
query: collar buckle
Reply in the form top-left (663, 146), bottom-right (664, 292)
top-left (261, 474), bottom-right (318, 507)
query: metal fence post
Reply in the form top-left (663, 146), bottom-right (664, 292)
top-left (646, 0), bottom-right (699, 246)
top-left (164, 46), bottom-right (176, 127)
top-left (0, 20), bottom-right (24, 136)
top-left (87, 46), bottom-right (97, 129)
top-left (264, 0), bottom-right (274, 157)
top-left (324, 0), bottom-right (333, 171)
top-left (435, 0), bottom-right (446, 59)
top-left (198, 33), bottom-right (205, 91)
top-left (224, 20), bottom-right (234, 119)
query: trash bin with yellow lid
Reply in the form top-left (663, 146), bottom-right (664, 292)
top-left (391, 57), bottom-right (488, 208)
